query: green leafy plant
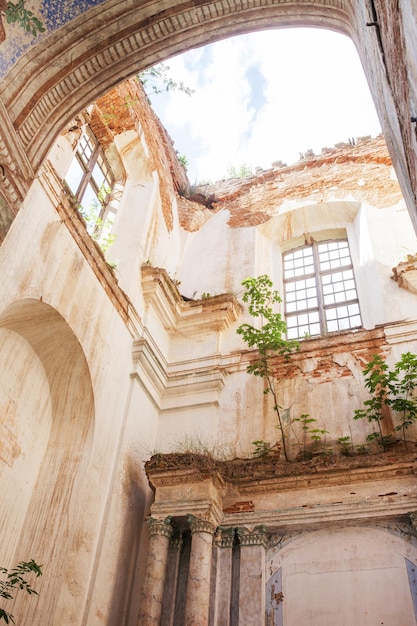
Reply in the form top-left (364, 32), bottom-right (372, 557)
top-left (353, 352), bottom-right (417, 450)
top-left (5, 1), bottom-right (45, 37)
top-left (226, 163), bottom-right (254, 179)
top-left (309, 427), bottom-right (330, 455)
top-left (237, 275), bottom-right (299, 462)
top-left (292, 414), bottom-right (329, 458)
top-left (252, 440), bottom-right (271, 457)
top-left (177, 154), bottom-right (189, 170)
top-left (292, 414), bottom-right (316, 458)
top-left (337, 435), bottom-right (354, 456)
top-left (353, 353), bottom-right (392, 450)
top-left (138, 63), bottom-right (194, 97)
top-left (0, 560), bottom-right (42, 624)
top-left (389, 352), bottom-right (417, 449)
top-left (251, 439), bottom-right (280, 458)
top-left (79, 185), bottom-right (116, 255)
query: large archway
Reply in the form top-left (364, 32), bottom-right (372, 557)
top-left (0, 1), bottom-right (416, 232)
top-left (0, 299), bottom-right (95, 624)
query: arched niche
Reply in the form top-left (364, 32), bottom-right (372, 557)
top-left (0, 298), bottom-right (94, 624)
top-left (267, 526), bottom-right (417, 626)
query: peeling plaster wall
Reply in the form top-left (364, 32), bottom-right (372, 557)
top-left (2, 72), bottom-right (417, 625)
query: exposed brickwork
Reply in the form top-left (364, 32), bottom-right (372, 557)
top-left (90, 78), bottom-right (189, 233)
top-left (176, 196), bottom-right (215, 232)
top-left (223, 500), bottom-right (255, 513)
top-left (255, 327), bottom-right (389, 385)
top-left (178, 136), bottom-right (403, 231)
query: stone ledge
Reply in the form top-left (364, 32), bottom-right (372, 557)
top-left (145, 450), bottom-right (417, 489)
top-left (141, 265), bottom-right (242, 335)
top-left (145, 450), bottom-right (417, 529)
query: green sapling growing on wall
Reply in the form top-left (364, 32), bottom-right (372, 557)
top-left (237, 275), bottom-right (298, 462)
top-left (353, 352), bottom-right (417, 450)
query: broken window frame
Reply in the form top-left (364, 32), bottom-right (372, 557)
top-left (64, 126), bottom-right (115, 234)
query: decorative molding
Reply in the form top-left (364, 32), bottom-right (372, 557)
top-left (141, 265), bottom-right (242, 335)
top-left (147, 516), bottom-right (173, 539)
top-left (384, 320), bottom-right (417, 345)
top-left (132, 336), bottom-right (229, 412)
top-left (214, 526), bottom-right (235, 548)
top-left (145, 451), bottom-right (417, 532)
top-left (238, 525), bottom-right (269, 548)
top-left (409, 512), bottom-right (417, 535)
top-left (225, 496), bottom-right (417, 531)
top-left (151, 498), bottom-right (224, 528)
top-left (37, 160), bottom-right (141, 332)
top-left (188, 515), bottom-right (216, 536)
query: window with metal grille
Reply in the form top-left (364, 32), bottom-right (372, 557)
top-left (283, 239), bottom-right (362, 340)
top-left (64, 127), bottom-right (114, 231)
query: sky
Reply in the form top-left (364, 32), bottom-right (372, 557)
top-left (148, 28), bottom-right (382, 184)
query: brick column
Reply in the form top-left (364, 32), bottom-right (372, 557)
top-left (212, 527), bottom-right (235, 626)
top-left (139, 517), bottom-right (173, 626)
top-left (184, 515), bottom-right (216, 626)
top-left (237, 525), bottom-right (268, 624)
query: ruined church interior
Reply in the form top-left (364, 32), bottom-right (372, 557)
top-left (1, 1), bottom-right (417, 625)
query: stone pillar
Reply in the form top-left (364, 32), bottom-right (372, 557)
top-left (161, 533), bottom-right (183, 626)
top-left (138, 517), bottom-right (173, 626)
top-left (212, 527), bottom-right (235, 626)
top-left (237, 525), bottom-right (268, 624)
top-left (184, 515), bottom-right (216, 626)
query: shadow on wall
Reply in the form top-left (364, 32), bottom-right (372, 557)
top-left (0, 298), bottom-right (95, 625)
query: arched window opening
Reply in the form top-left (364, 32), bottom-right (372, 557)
top-left (64, 126), bottom-right (116, 238)
top-left (283, 238), bottom-right (362, 339)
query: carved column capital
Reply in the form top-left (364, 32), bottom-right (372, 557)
top-left (237, 525), bottom-right (269, 548)
top-left (147, 516), bottom-right (173, 539)
top-left (214, 526), bottom-right (235, 548)
top-left (188, 515), bottom-right (216, 536)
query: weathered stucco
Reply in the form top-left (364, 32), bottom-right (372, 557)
top-left (1, 14), bottom-right (417, 624)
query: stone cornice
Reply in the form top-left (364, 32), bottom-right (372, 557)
top-left (141, 265), bottom-right (242, 335)
top-left (132, 337), bottom-right (231, 411)
top-left (223, 497), bottom-right (417, 531)
top-left (145, 451), bottom-right (417, 530)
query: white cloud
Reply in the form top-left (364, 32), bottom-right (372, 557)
top-left (149, 28), bottom-right (381, 183)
